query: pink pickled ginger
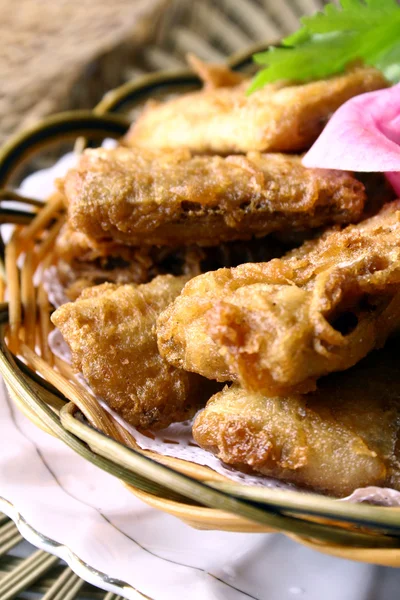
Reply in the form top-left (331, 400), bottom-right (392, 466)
top-left (302, 83), bottom-right (400, 196)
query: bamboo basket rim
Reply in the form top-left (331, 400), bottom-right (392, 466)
top-left (2, 45), bottom-right (400, 564)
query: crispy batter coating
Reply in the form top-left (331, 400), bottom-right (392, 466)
top-left (55, 224), bottom-right (141, 264)
top-left (55, 223), bottom-right (290, 299)
top-left (55, 225), bottom-right (155, 296)
top-left (158, 201), bottom-right (400, 395)
top-left (61, 147), bottom-right (366, 247)
top-left (126, 65), bottom-right (387, 154)
top-left (51, 275), bottom-right (214, 430)
top-left (193, 340), bottom-right (400, 497)
top-left (54, 224), bottom-right (207, 299)
top-left (186, 54), bottom-right (247, 90)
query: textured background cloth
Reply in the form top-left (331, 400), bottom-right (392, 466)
top-left (0, 0), bottom-right (168, 144)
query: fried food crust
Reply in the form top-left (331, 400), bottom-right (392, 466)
top-left (193, 340), bottom-right (400, 497)
top-left (158, 201), bottom-right (400, 395)
top-left (61, 147), bottom-right (365, 247)
top-left (186, 54), bottom-right (247, 89)
top-left (54, 224), bottom-right (208, 299)
top-left (126, 65), bottom-right (387, 154)
top-left (55, 225), bottom-right (155, 297)
top-left (55, 224), bottom-right (290, 299)
top-left (51, 275), bottom-right (213, 430)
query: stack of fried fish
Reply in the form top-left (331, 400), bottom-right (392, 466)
top-left (52, 59), bottom-right (400, 497)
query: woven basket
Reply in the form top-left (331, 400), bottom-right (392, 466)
top-left (2, 46), bottom-right (400, 567)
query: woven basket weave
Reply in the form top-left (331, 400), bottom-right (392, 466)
top-left (2, 45), bottom-right (400, 568)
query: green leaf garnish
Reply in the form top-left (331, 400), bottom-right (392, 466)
top-left (248, 0), bottom-right (400, 94)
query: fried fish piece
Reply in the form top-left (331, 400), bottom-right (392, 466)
top-left (55, 225), bottom-right (155, 297)
top-left (55, 223), bottom-right (290, 300)
top-left (158, 201), bottom-right (400, 396)
top-left (126, 65), bottom-right (387, 154)
top-left (51, 275), bottom-right (214, 430)
top-left (54, 224), bottom-right (207, 299)
top-left (193, 340), bottom-right (400, 497)
top-left (54, 224), bottom-right (141, 265)
top-left (61, 147), bottom-right (366, 247)
top-left (186, 54), bottom-right (247, 90)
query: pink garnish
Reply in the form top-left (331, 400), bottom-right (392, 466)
top-left (302, 84), bottom-right (400, 196)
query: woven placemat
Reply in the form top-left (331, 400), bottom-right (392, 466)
top-left (0, 0), bottom-right (169, 146)
top-left (0, 1), bottom-right (327, 597)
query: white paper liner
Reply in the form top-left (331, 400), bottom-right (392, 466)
top-left (43, 266), bottom-right (69, 307)
top-left (30, 148), bottom-right (400, 506)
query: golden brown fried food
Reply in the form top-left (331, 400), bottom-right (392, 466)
top-left (193, 340), bottom-right (400, 497)
top-left (55, 225), bottom-right (154, 296)
top-left (55, 224), bottom-right (142, 265)
top-left (51, 275), bottom-right (214, 430)
top-left (186, 54), bottom-right (247, 90)
top-left (158, 201), bottom-right (400, 396)
top-left (61, 147), bottom-right (366, 247)
top-left (126, 65), bottom-right (387, 154)
top-left (54, 224), bottom-right (207, 299)
top-left (55, 223), bottom-right (290, 299)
